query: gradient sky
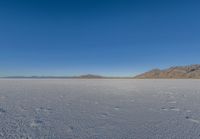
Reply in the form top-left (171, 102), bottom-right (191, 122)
top-left (0, 0), bottom-right (200, 76)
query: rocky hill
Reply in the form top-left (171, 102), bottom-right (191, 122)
top-left (78, 74), bottom-right (104, 78)
top-left (134, 65), bottom-right (200, 79)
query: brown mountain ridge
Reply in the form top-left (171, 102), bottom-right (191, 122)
top-left (134, 64), bottom-right (200, 79)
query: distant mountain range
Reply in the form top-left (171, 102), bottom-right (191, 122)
top-left (2, 74), bottom-right (105, 79)
top-left (134, 64), bottom-right (200, 79)
top-left (3, 75), bottom-right (131, 79)
top-left (2, 65), bottom-right (200, 79)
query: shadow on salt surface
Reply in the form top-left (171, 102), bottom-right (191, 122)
top-left (185, 116), bottom-right (200, 124)
top-left (169, 107), bottom-right (180, 112)
top-left (66, 126), bottom-right (74, 133)
top-left (0, 108), bottom-right (6, 114)
top-left (161, 106), bottom-right (180, 112)
top-left (161, 107), bottom-right (168, 111)
top-left (161, 103), bottom-right (200, 125)
top-left (114, 106), bottom-right (120, 111)
top-left (30, 119), bottom-right (44, 128)
top-left (100, 112), bottom-right (110, 118)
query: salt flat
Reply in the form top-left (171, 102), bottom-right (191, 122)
top-left (0, 79), bottom-right (200, 139)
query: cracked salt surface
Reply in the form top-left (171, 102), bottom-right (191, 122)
top-left (0, 79), bottom-right (200, 138)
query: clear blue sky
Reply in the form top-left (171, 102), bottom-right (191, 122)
top-left (0, 0), bottom-right (200, 76)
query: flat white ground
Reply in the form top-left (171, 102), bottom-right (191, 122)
top-left (0, 79), bottom-right (200, 139)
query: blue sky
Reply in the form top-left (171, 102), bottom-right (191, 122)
top-left (0, 0), bottom-right (200, 76)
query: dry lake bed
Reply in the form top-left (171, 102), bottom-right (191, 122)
top-left (0, 79), bottom-right (200, 139)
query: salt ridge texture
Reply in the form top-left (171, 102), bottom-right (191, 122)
top-left (0, 79), bottom-right (199, 139)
